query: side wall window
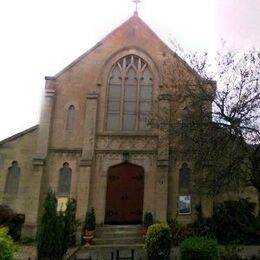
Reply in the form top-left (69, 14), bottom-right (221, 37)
top-left (58, 162), bottom-right (72, 195)
top-left (5, 161), bottom-right (20, 194)
top-left (66, 105), bottom-right (76, 130)
top-left (178, 163), bottom-right (191, 214)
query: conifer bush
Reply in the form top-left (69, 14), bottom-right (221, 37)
top-left (37, 189), bottom-right (63, 260)
top-left (61, 198), bottom-right (77, 256)
top-left (84, 207), bottom-right (96, 231)
top-left (179, 237), bottom-right (219, 260)
top-left (144, 223), bottom-right (172, 260)
top-left (143, 212), bottom-right (153, 228)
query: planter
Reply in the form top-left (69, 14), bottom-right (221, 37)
top-left (143, 227), bottom-right (148, 238)
top-left (83, 229), bottom-right (95, 246)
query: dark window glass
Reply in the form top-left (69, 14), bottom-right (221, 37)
top-left (66, 105), bottom-right (76, 130)
top-left (179, 163), bottom-right (191, 193)
top-left (58, 162), bottom-right (72, 195)
top-left (5, 161), bottom-right (20, 194)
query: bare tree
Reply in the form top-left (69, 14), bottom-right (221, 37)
top-left (154, 42), bottom-right (260, 210)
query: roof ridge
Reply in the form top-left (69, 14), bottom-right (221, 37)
top-left (0, 125), bottom-right (38, 145)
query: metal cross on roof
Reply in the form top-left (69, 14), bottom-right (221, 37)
top-left (133, 0), bottom-right (141, 15)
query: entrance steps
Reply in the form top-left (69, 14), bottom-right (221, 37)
top-left (93, 225), bottom-right (143, 245)
top-left (76, 225), bottom-right (145, 259)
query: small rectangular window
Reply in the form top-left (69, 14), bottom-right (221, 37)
top-left (178, 195), bottom-right (191, 214)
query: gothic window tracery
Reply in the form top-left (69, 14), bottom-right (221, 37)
top-left (107, 55), bottom-right (153, 131)
top-left (58, 162), bottom-right (72, 195)
top-left (5, 161), bottom-right (20, 194)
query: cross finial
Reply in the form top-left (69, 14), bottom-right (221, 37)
top-left (133, 0), bottom-right (141, 16)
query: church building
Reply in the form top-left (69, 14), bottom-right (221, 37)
top-left (0, 12), bottom-right (256, 240)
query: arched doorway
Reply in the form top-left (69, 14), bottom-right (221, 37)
top-left (105, 163), bottom-right (144, 224)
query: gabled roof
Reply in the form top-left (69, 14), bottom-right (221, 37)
top-left (0, 125), bottom-right (38, 145)
top-left (47, 14), bottom-right (213, 84)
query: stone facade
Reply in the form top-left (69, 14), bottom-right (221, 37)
top-left (0, 14), bottom-right (258, 241)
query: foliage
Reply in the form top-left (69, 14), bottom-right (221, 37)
top-left (144, 223), bottom-right (172, 260)
top-left (84, 207), bottom-right (96, 231)
top-left (189, 217), bottom-right (215, 238)
top-left (143, 212), bottom-right (153, 228)
top-left (169, 199), bottom-right (260, 246)
top-left (0, 227), bottom-right (16, 260)
top-left (212, 199), bottom-right (257, 244)
top-left (168, 219), bottom-right (194, 246)
top-left (155, 42), bottom-right (260, 201)
top-left (179, 237), bottom-right (219, 260)
top-left (0, 204), bottom-right (24, 241)
top-left (60, 198), bottom-right (77, 256)
top-left (37, 189), bottom-right (63, 260)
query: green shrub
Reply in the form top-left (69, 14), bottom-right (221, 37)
top-left (0, 227), bottom-right (16, 260)
top-left (213, 199), bottom-right (256, 244)
top-left (143, 212), bottom-right (153, 228)
top-left (0, 205), bottom-right (25, 241)
top-left (180, 237), bottom-right (219, 260)
top-left (61, 198), bottom-right (77, 255)
top-left (37, 189), bottom-right (63, 260)
top-left (189, 217), bottom-right (215, 238)
top-left (168, 219), bottom-right (194, 246)
top-left (84, 207), bottom-right (96, 231)
top-left (145, 223), bottom-right (172, 260)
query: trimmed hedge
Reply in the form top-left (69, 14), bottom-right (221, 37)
top-left (145, 223), bottom-right (172, 260)
top-left (180, 237), bottom-right (219, 260)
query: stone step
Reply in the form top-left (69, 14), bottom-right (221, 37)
top-left (92, 236), bottom-right (144, 245)
top-left (95, 229), bottom-right (142, 238)
top-left (96, 225), bottom-right (142, 232)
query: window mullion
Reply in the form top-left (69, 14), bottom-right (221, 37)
top-left (136, 72), bottom-right (141, 130)
top-left (120, 71), bottom-right (125, 130)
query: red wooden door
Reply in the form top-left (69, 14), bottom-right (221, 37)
top-left (105, 163), bottom-right (144, 224)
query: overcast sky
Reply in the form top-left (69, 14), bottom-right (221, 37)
top-left (0, 0), bottom-right (259, 141)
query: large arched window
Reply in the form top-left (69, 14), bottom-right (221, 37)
top-left (66, 105), bottom-right (76, 130)
top-left (58, 162), bottom-right (72, 195)
top-left (5, 161), bottom-right (20, 195)
top-left (107, 55), bottom-right (153, 131)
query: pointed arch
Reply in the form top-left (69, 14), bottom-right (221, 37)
top-left (107, 55), bottom-right (153, 131)
top-left (105, 162), bottom-right (144, 224)
top-left (58, 162), bottom-right (72, 195)
top-left (5, 161), bottom-right (20, 194)
top-left (66, 105), bottom-right (76, 130)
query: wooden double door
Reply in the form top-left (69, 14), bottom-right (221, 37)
top-left (105, 163), bottom-right (144, 224)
